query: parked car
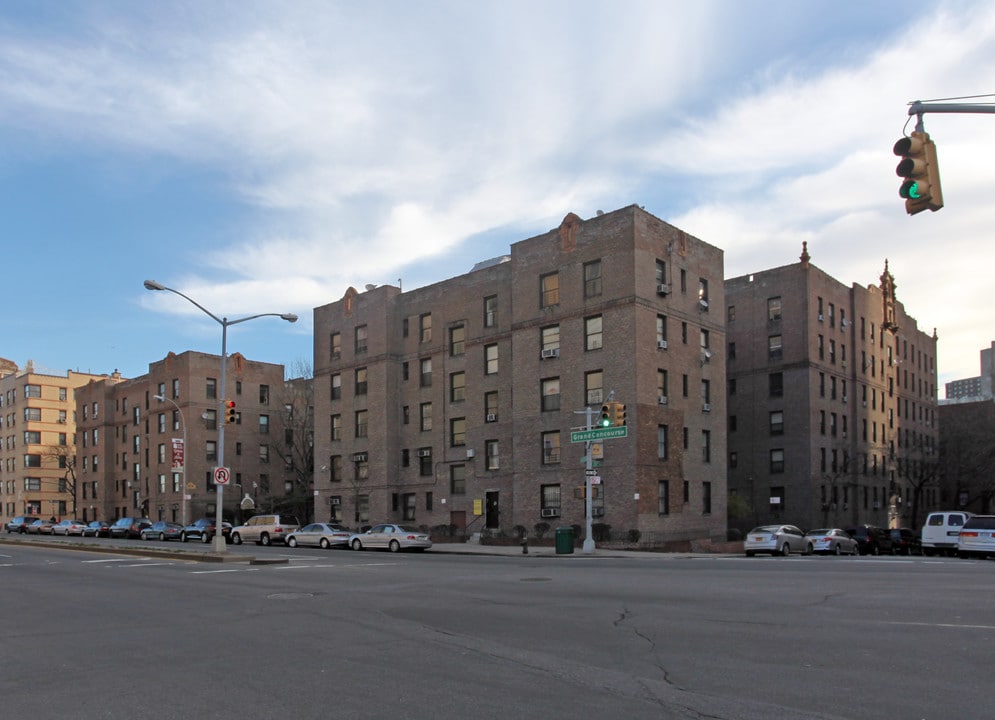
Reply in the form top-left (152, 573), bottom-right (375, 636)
top-left (82, 521), bottom-right (111, 538)
top-left (229, 514), bottom-right (300, 546)
top-left (921, 511), bottom-right (973, 556)
top-left (805, 528), bottom-right (859, 556)
top-left (141, 521), bottom-right (184, 541)
top-left (890, 528), bottom-right (921, 555)
top-left (349, 524), bottom-right (432, 552)
top-left (51, 519), bottom-right (87, 536)
top-left (845, 525), bottom-right (894, 555)
top-left (6, 515), bottom-right (40, 533)
top-left (285, 523), bottom-right (352, 549)
top-left (957, 515), bottom-right (995, 559)
top-left (27, 518), bottom-right (57, 535)
top-left (180, 518), bottom-right (232, 544)
top-left (109, 517), bottom-right (152, 539)
top-left (743, 525), bottom-right (810, 556)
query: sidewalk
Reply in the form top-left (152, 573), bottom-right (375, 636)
top-left (428, 541), bottom-right (725, 559)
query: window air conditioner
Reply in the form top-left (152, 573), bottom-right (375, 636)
top-left (540, 508), bottom-right (559, 518)
top-left (702, 403), bottom-right (711, 412)
top-left (352, 453), bottom-right (368, 462)
top-left (417, 449), bottom-right (432, 458)
top-left (540, 348), bottom-right (560, 359)
top-left (658, 396), bottom-right (668, 405)
top-left (699, 299), bottom-right (709, 309)
top-left (657, 339), bottom-right (668, 350)
top-left (485, 413), bottom-right (497, 422)
top-left (656, 283), bottom-right (670, 296)
top-left (466, 448), bottom-right (475, 459)
top-left (818, 313), bottom-right (824, 321)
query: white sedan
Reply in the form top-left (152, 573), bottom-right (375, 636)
top-left (285, 523), bottom-right (352, 549)
top-left (349, 524), bottom-right (432, 552)
top-left (743, 525), bottom-right (810, 556)
top-left (805, 528), bottom-right (859, 555)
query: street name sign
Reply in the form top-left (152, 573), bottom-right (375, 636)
top-left (570, 426), bottom-right (628, 443)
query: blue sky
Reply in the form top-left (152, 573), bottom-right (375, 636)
top-left (1, 1), bottom-right (992, 394)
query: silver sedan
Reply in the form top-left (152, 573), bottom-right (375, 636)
top-left (349, 524), bottom-right (432, 552)
top-left (805, 528), bottom-right (859, 555)
top-left (285, 523), bottom-right (352, 549)
top-left (743, 525), bottom-right (810, 556)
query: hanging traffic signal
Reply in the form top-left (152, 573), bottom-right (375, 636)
top-left (894, 131), bottom-right (943, 215)
top-left (613, 402), bottom-right (627, 427)
top-left (600, 402), bottom-right (612, 428)
top-left (224, 400), bottom-right (237, 425)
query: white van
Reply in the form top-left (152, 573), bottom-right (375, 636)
top-left (921, 511), bottom-right (973, 556)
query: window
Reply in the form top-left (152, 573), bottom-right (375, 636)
top-left (259, 445), bottom-right (270, 464)
top-left (770, 486), bottom-right (785, 511)
top-left (484, 295), bottom-right (498, 328)
top-left (818, 334), bottom-right (824, 359)
top-left (698, 278), bottom-right (709, 307)
top-left (728, 342), bottom-right (736, 359)
top-left (485, 344), bottom-right (499, 375)
top-left (354, 325), bottom-right (368, 354)
top-left (680, 268), bottom-right (687, 293)
top-left (206, 441), bottom-right (217, 462)
top-left (658, 480), bottom-right (670, 515)
top-left (24, 477), bottom-right (41, 491)
top-left (584, 260), bottom-right (602, 298)
top-left (420, 402), bottom-right (432, 432)
top-left (701, 379), bottom-right (710, 406)
top-left (328, 455), bottom-right (342, 482)
top-left (767, 296), bottom-right (782, 321)
top-left (331, 414), bottom-right (341, 441)
top-left (585, 370), bottom-right (603, 406)
top-left (259, 414), bottom-right (269, 434)
top-left (656, 315), bottom-right (667, 344)
top-left (24, 384), bottom-right (41, 398)
top-left (450, 418), bottom-right (466, 446)
top-left (701, 430), bottom-right (711, 463)
top-left (450, 464), bottom-right (466, 494)
top-left (419, 449), bottom-right (432, 476)
top-left (486, 440), bottom-right (499, 470)
top-left (700, 328), bottom-right (710, 350)
top-left (330, 332), bottom-right (342, 359)
top-left (414, 313), bottom-right (431, 344)
top-left (541, 272), bottom-right (559, 307)
top-left (769, 411), bottom-right (784, 435)
top-left (770, 449), bottom-right (785, 473)
top-left (355, 367), bottom-right (368, 395)
top-left (484, 391), bottom-right (498, 421)
top-left (259, 384), bottom-right (270, 405)
top-left (420, 358), bottom-right (432, 387)
top-left (657, 369), bottom-right (668, 401)
top-left (450, 325), bottom-right (465, 356)
top-left (768, 335), bottom-right (783, 361)
top-left (172, 378), bottom-right (180, 399)
top-left (542, 431), bottom-right (560, 464)
top-left (655, 259), bottom-right (667, 286)
top-left (23, 454), bottom-right (41, 468)
top-left (681, 321), bottom-right (688, 344)
top-left (331, 374), bottom-right (341, 400)
top-left (203, 410), bottom-right (216, 431)
top-left (206, 378), bottom-right (217, 399)
top-left (702, 482), bottom-right (712, 514)
top-left (355, 410), bottom-right (368, 439)
top-left (657, 425), bottom-right (668, 460)
top-left (541, 325), bottom-right (560, 353)
top-left (450, 372), bottom-right (465, 403)
top-left (585, 315), bottom-right (603, 351)
top-left (769, 372), bottom-right (783, 397)
top-left (541, 377), bottom-right (561, 412)
top-left (24, 407), bottom-right (41, 421)
top-left (23, 430), bottom-right (40, 444)
top-left (541, 484), bottom-right (561, 516)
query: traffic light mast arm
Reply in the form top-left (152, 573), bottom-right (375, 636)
top-left (908, 101), bottom-right (995, 120)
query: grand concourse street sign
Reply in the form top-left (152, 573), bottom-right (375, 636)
top-left (570, 426), bottom-right (628, 443)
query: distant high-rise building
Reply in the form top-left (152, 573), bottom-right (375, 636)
top-left (943, 341), bottom-right (995, 403)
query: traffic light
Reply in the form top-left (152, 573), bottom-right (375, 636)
top-left (600, 402), bottom-right (612, 428)
top-left (893, 131), bottom-right (943, 215)
top-left (224, 399), bottom-right (237, 425)
top-left (613, 402), bottom-right (627, 427)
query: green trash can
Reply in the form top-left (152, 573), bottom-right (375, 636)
top-left (555, 526), bottom-right (574, 555)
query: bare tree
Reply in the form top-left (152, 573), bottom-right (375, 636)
top-left (271, 358), bottom-right (315, 522)
top-left (43, 446), bottom-right (78, 518)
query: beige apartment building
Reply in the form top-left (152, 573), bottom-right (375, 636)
top-left (74, 350), bottom-right (301, 525)
top-left (725, 245), bottom-right (940, 533)
top-left (0, 363), bottom-right (112, 524)
top-left (313, 205), bottom-right (728, 547)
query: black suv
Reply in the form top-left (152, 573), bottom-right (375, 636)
top-left (109, 517), bottom-right (152, 539)
top-left (890, 527), bottom-right (921, 555)
top-left (846, 525), bottom-right (894, 555)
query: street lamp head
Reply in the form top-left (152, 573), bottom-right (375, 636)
top-left (153, 394), bottom-right (165, 401)
top-left (144, 279), bottom-right (167, 291)
top-left (281, 313), bottom-right (299, 323)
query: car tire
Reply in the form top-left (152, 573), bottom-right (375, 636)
top-left (780, 543), bottom-right (791, 557)
top-left (352, 538), bottom-right (363, 551)
top-left (389, 540), bottom-right (401, 553)
top-left (834, 544), bottom-right (842, 556)
top-left (872, 544), bottom-right (879, 556)
top-left (319, 538), bottom-right (330, 549)
top-left (260, 534), bottom-right (271, 547)
top-left (159, 532), bottom-right (166, 541)
top-left (805, 542), bottom-right (813, 555)
top-left (201, 532), bottom-right (211, 544)
top-left (231, 533), bottom-right (242, 545)
top-left (288, 537), bottom-right (297, 548)
top-left (181, 532), bottom-right (188, 543)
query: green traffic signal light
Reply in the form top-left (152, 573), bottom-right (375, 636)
top-left (600, 403), bottom-right (612, 427)
top-left (900, 180), bottom-right (921, 200)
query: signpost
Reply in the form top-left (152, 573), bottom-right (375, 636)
top-left (573, 395), bottom-right (628, 555)
top-left (213, 466), bottom-right (231, 486)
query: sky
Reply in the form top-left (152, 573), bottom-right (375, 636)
top-left (1, 0), bottom-right (993, 395)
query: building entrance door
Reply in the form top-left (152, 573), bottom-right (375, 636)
top-left (485, 491), bottom-right (500, 529)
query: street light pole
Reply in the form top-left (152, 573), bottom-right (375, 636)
top-left (144, 279), bottom-right (298, 553)
top-left (153, 394), bottom-right (187, 528)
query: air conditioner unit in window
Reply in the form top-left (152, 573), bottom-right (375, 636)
top-left (485, 413), bottom-right (497, 423)
top-left (657, 339), bottom-right (668, 350)
top-left (57, 418), bottom-right (66, 424)
top-left (842, 319), bottom-right (849, 328)
top-left (656, 283), bottom-right (670, 296)
top-left (702, 403), bottom-right (711, 412)
top-left (416, 449), bottom-right (432, 458)
top-left (540, 348), bottom-right (560, 359)
top-left (540, 508), bottom-right (559, 518)
top-left (658, 396), bottom-right (668, 405)
top-left (699, 299), bottom-right (709, 309)
top-left (842, 395), bottom-right (848, 403)
top-left (818, 313), bottom-right (824, 321)
top-left (352, 453), bottom-right (368, 462)
top-left (466, 448), bottom-right (475, 459)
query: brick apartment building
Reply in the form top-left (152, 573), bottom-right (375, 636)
top-left (725, 245), bottom-right (939, 533)
top-left (312, 205), bottom-right (728, 547)
top-left (0, 363), bottom-right (110, 524)
top-left (74, 350), bottom-right (298, 525)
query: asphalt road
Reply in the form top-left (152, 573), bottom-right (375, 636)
top-left (1, 541), bottom-right (992, 720)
